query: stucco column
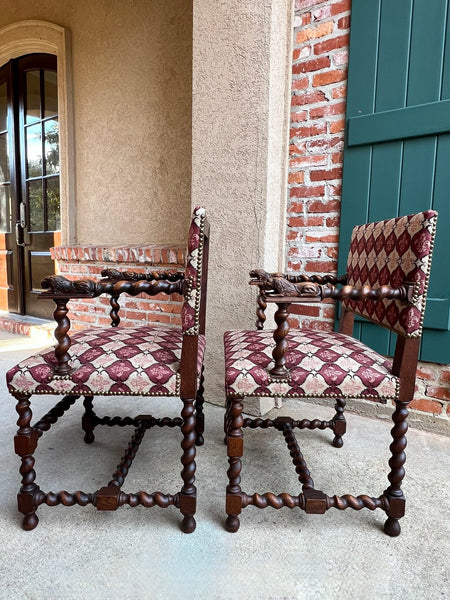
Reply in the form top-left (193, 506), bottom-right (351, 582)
top-left (192, 0), bottom-right (293, 412)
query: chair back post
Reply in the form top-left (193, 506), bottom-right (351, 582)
top-left (179, 336), bottom-right (199, 399)
top-left (337, 307), bottom-right (355, 336)
top-left (179, 208), bottom-right (209, 400)
top-left (198, 220), bottom-right (210, 336)
top-left (391, 335), bottom-right (421, 403)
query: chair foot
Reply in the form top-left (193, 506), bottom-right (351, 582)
top-left (195, 433), bottom-right (204, 447)
top-left (180, 515), bottom-right (196, 533)
top-left (83, 431), bottom-right (95, 444)
top-left (82, 396), bottom-right (96, 444)
top-left (384, 516), bottom-right (401, 537)
top-left (332, 434), bottom-right (344, 448)
top-left (22, 513), bottom-right (39, 531)
top-left (331, 398), bottom-right (346, 447)
top-left (225, 515), bottom-right (240, 532)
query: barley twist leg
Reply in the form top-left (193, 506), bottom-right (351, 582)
top-left (195, 367), bottom-right (205, 446)
top-left (225, 397), bottom-right (244, 532)
top-left (180, 397), bottom-right (197, 533)
top-left (384, 401), bottom-right (409, 537)
top-left (14, 394), bottom-right (40, 530)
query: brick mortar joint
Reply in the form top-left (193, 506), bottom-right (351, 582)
top-left (51, 243), bottom-right (185, 266)
top-left (52, 244), bottom-right (185, 251)
top-left (295, 0), bottom-right (351, 18)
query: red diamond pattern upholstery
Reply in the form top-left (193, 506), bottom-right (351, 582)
top-left (182, 206), bottom-right (206, 335)
top-left (7, 326), bottom-right (206, 397)
top-left (344, 210), bottom-right (437, 337)
top-left (224, 329), bottom-right (398, 402)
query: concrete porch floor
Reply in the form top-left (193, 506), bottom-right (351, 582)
top-left (0, 331), bottom-right (449, 600)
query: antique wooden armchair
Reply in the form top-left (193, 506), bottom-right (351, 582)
top-left (224, 210), bottom-right (437, 536)
top-left (7, 206), bottom-right (209, 533)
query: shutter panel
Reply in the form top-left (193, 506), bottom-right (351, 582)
top-left (338, 0), bottom-right (450, 363)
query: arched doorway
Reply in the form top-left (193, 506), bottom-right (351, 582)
top-left (0, 53), bottom-right (59, 319)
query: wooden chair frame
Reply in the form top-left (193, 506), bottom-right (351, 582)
top-left (224, 210), bottom-right (437, 537)
top-left (9, 211), bottom-right (209, 533)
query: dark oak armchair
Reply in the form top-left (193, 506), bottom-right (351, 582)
top-left (7, 206), bottom-right (209, 533)
top-left (224, 210), bottom-right (437, 536)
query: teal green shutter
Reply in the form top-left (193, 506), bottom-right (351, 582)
top-left (338, 0), bottom-right (450, 363)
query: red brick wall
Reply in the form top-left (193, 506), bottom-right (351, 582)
top-left (289, 0), bottom-right (450, 424)
top-left (52, 244), bottom-right (185, 330)
top-left (289, 0), bottom-right (349, 331)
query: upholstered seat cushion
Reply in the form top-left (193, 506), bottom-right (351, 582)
top-left (224, 329), bottom-right (399, 402)
top-left (7, 326), bottom-right (206, 397)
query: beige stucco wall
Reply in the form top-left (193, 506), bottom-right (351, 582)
top-left (192, 0), bottom-right (293, 408)
top-left (0, 0), bottom-right (192, 246)
top-left (1, 0), bottom-right (295, 413)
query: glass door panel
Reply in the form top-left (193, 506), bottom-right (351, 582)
top-left (0, 55), bottom-right (59, 317)
top-left (0, 81), bottom-right (7, 130)
top-left (0, 65), bottom-right (18, 312)
top-left (46, 176), bottom-right (60, 231)
top-left (20, 56), bottom-right (60, 318)
top-left (0, 185), bottom-right (10, 233)
top-left (25, 70), bottom-right (41, 124)
top-left (44, 119), bottom-right (59, 175)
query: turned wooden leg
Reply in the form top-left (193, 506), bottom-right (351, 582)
top-left (269, 303), bottom-right (290, 378)
top-left (223, 396), bottom-right (232, 445)
top-left (225, 397), bottom-right (244, 533)
top-left (195, 368), bottom-right (205, 446)
top-left (383, 400), bottom-right (409, 537)
top-left (332, 397), bottom-right (346, 448)
top-left (14, 394), bottom-right (40, 530)
top-left (81, 396), bottom-right (96, 444)
top-left (179, 397), bottom-right (197, 533)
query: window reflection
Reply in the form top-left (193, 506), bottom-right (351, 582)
top-left (25, 67), bottom-right (59, 232)
top-left (45, 119), bottom-right (59, 174)
top-left (44, 71), bottom-right (57, 118)
top-left (0, 81), bottom-right (7, 132)
top-left (28, 180), bottom-right (44, 231)
top-left (46, 176), bottom-right (60, 231)
top-left (26, 124), bottom-right (42, 178)
top-left (0, 184), bottom-right (10, 233)
top-left (26, 70), bottom-right (40, 124)
top-left (0, 133), bottom-right (9, 183)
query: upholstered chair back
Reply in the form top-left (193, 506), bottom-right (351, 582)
top-left (181, 206), bottom-right (208, 335)
top-left (343, 210), bottom-right (438, 337)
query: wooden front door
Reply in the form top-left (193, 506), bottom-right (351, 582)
top-left (0, 54), bottom-right (60, 319)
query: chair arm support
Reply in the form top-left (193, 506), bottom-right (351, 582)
top-left (40, 274), bottom-right (184, 298)
top-left (250, 270), bottom-right (347, 329)
top-left (39, 274), bottom-right (184, 376)
top-left (263, 280), bottom-right (414, 304)
top-left (250, 268), bottom-right (347, 288)
top-left (101, 268), bottom-right (185, 283)
top-left (264, 281), bottom-right (414, 380)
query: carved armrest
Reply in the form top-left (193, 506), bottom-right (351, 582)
top-left (40, 275), bottom-right (101, 298)
top-left (40, 274), bottom-right (184, 299)
top-left (101, 268), bottom-right (184, 283)
top-left (250, 268), bottom-right (347, 289)
top-left (250, 268), bottom-right (347, 329)
top-left (262, 279), bottom-right (415, 304)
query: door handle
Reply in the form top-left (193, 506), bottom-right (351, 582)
top-left (16, 202), bottom-right (31, 247)
top-left (15, 221), bottom-right (31, 247)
